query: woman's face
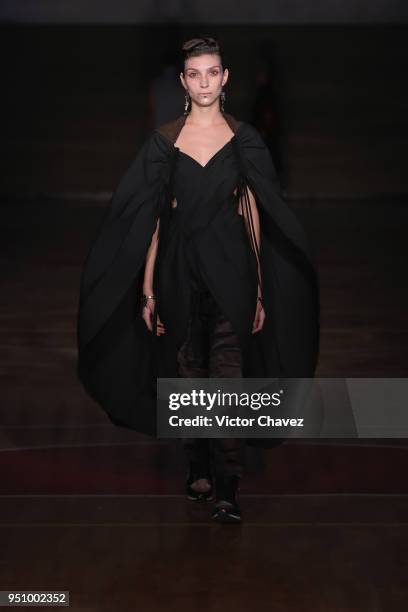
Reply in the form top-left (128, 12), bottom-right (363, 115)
top-left (180, 53), bottom-right (228, 109)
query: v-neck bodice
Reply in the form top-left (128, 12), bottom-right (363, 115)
top-left (174, 134), bottom-right (237, 170)
top-left (171, 130), bottom-right (240, 214)
top-left (158, 121), bottom-right (258, 299)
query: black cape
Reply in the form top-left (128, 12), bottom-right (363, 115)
top-left (76, 112), bottom-right (321, 447)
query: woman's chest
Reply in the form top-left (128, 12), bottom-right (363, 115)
top-left (170, 151), bottom-right (240, 211)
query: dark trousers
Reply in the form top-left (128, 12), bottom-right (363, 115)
top-left (177, 288), bottom-right (245, 477)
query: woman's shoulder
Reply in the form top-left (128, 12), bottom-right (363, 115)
top-left (154, 115), bottom-right (186, 145)
top-left (225, 115), bottom-right (266, 147)
top-left (153, 112), bottom-right (260, 143)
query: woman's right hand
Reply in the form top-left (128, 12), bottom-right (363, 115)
top-left (142, 299), bottom-right (166, 335)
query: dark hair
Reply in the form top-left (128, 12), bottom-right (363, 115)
top-left (181, 36), bottom-right (224, 72)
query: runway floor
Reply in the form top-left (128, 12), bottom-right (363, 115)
top-left (0, 195), bottom-right (407, 610)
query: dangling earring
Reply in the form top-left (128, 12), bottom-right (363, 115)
top-left (220, 89), bottom-right (226, 112)
top-left (184, 91), bottom-right (191, 115)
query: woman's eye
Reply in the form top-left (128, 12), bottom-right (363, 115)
top-left (188, 71), bottom-right (218, 77)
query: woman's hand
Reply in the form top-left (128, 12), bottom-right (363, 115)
top-left (252, 298), bottom-right (265, 334)
top-left (142, 299), bottom-right (166, 335)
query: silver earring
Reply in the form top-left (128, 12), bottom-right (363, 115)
top-left (184, 92), bottom-right (191, 115)
top-left (220, 89), bottom-right (226, 112)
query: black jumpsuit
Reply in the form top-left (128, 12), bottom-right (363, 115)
top-left (163, 136), bottom-right (250, 478)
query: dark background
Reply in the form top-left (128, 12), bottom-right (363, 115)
top-left (2, 24), bottom-right (407, 196)
top-left (1, 6), bottom-right (408, 610)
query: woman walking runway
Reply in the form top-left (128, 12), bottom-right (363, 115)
top-left (77, 36), bottom-right (320, 523)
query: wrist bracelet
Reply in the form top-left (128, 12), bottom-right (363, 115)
top-left (141, 294), bottom-right (156, 307)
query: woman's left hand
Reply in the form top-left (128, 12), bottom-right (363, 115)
top-left (252, 299), bottom-right (266, 333)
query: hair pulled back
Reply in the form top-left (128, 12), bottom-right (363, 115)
top-left (181, 36), bottom-right (224, 72)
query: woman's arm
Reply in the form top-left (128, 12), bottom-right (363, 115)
top-left (143, 217), bottom-right (160, 294)
top-left (143, 196), bottom-right (177, 293)
top-left (236, 186), bottom-right (263, 299)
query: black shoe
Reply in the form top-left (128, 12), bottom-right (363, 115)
top-left (186, 461), bottom-right (214, 502)
top-left (211, 473), bottom-right (241, 523)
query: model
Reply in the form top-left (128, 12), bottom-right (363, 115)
top-left (76, 36), bottom-right (320, 523)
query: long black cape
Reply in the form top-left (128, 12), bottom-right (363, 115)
top-left (76, 113), bottom-right (321, 447)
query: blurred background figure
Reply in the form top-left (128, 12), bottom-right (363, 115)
top-left (146, 26), bottom-right (185, 129)
top-left (250, 41), bottom-right (288, 193)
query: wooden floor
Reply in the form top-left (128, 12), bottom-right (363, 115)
top-left (0, 195), bottom-right (407, 610)
top-left (0, 494), bottom-right (407, 611)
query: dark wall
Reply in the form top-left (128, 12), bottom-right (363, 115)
top-left (2, 24), bottom-right (407, 196)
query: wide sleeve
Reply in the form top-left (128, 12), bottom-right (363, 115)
top-left (77, 130), bottom-right (170, 350)
top-left (75, 131), bottom-right (172, 436)
top-left (234, 124), bottom-right (320, 377)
